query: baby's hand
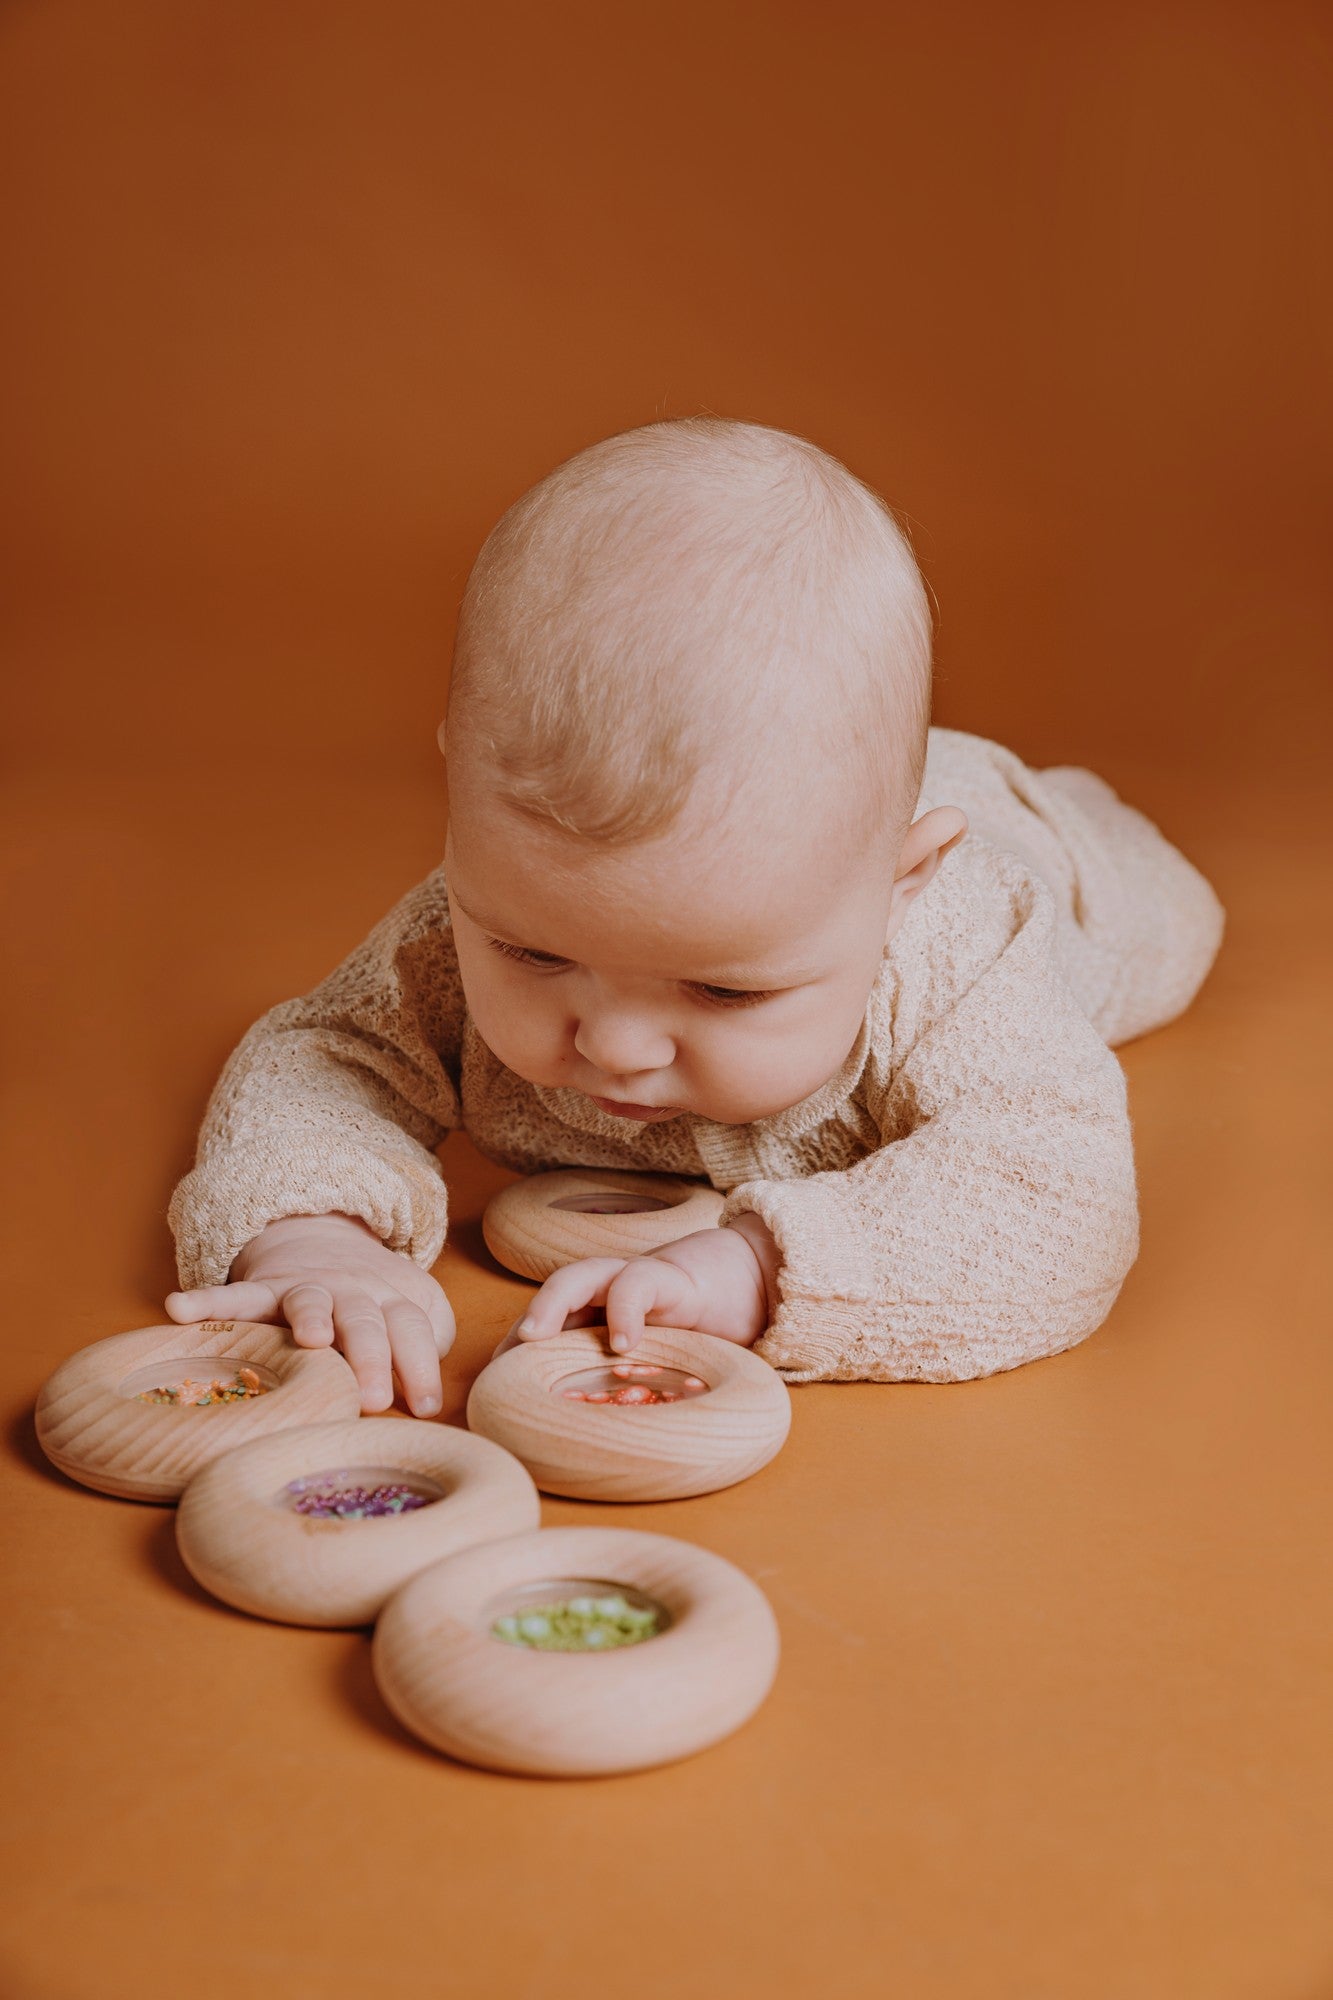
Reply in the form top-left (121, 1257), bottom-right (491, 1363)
top-left (164, 1212), bottom-right (455, 1418)
top-left (492, 1214), bottom-right (780, 1362)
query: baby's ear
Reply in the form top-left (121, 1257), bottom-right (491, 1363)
top-left (889, 806), bottom-right (968, 915)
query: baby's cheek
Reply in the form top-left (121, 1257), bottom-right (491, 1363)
top-left (483, 983), bottom-right (567, 1083)
top-left (691, 1010), bottom-right (858, 1123)
top-left (456, 956), bottom-right (531, 1069)
top-left (686, 1025), bottom-right (803, 1121)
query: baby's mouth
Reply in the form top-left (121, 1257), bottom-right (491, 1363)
top-left (587, 1095), bottom-right (682, 1122)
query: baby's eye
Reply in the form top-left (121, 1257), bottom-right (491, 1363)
top-left (486, 937), bottom-right (569, 970)
top-left (689, 983), bottom-right (779, 1009)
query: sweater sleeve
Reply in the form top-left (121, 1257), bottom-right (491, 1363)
top-left (168, 865), bottom-right (466, 1291)
top-left (718, 859), bottom-right (1140, 1384)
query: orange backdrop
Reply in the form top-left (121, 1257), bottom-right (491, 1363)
top-left (3, 2), bottom-right (1329, 784)
top-left (3, 7), bottom-right (1331, 1999)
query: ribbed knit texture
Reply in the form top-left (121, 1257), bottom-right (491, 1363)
top-left (168, 730), bottom-right (1225, 1382)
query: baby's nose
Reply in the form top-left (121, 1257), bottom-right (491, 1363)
top-left (573, 1009), bottom-right (676, 1079)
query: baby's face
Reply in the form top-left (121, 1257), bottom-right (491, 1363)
top-left (444, 775), bottom-right (898, 1127)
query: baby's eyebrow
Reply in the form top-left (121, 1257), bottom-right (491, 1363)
top-left (449, 886), bottom-right (815, 988)
top-left (683, 952), bottom-right (819, 987)
top-left (446, 887), bottom-right (495, 930)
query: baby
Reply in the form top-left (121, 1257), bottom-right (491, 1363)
top-left (164, 417), bottom-right (1225, 1416)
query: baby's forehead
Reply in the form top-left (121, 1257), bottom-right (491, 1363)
top-left (449, 764), bottom-right (885, 969)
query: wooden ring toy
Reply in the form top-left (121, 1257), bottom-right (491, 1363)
top-left (466, 1325), bottom-right (791, 1501)
top-left (34, 1319), bottom-right (360, 1503)
top-left (372, 1525), bottom-right (780, 1776)
top-left (175, 1417), bottom-right (542, 1627)
top-left (482, 1168), bottom-right (724, 1281)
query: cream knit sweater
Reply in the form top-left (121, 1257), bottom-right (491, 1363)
top-left (168, 730), bottom-right (1225, 1384)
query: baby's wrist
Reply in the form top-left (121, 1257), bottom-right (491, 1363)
top-left (720, 1211), bottom-right (781, 1329)
top-left (645, 1223), bottom-right (771, 1344)
top-left (229, 1211), bottom-right (379, 1278)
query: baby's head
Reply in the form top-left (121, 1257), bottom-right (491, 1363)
top-left (441, 417), bottom-right (965, 1126)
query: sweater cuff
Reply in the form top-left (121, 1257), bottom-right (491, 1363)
top-left (719, 1177), bottom-right (878, 1380)
top-left (719, 1179), bottom-right (1123, 1384)
top-left (168, 1139), bottom-right (449, 1291)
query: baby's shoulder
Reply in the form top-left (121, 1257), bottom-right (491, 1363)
top-left (324, 860), bottom-right (463, 1034)
top-left (899, 823), bottom-right (1051, 965)
top-left (385, 861), bottom-right (454, 945)
top-left (871, 831), bottom-right (1058, 1057)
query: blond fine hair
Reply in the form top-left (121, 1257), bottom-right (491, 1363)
top-left (447, 417), bottom-right (933, 848)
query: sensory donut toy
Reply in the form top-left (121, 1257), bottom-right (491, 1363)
top-left (34, 1319), bottom-right (360, 1503)
top-left (465, 1325), bottom-right (791, 1502)
top-left (481, 1168), bottom-right (724, 1282)
top-left (372, 1525), bottom-right (781, 1776)
top-left (175, 1417), bottom-right (541, 1627)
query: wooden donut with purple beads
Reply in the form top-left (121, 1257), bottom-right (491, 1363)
top-left (175, 1416), bottom-right (541, 1626)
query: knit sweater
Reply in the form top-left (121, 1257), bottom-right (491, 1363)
top-left (168, 729), bottom-right (1225, 1383)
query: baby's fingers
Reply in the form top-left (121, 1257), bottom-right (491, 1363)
top-left (513, 1258), bottom-right (630, 1341)
top-left (604, 1258), bottom-right (695, 1355)
top-left (383, 1297), bottom-right (444, 1418)
top-left (275, 1281), bottom-right (338, 1348)
top-left (331, 1291), bottom-right (394, 1413)
top-left (424, 1287), bottom-right (457, 1360)
top-left (165, 1281), bottom-right (279, 1325)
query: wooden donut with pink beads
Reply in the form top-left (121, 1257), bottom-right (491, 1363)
top-left (467, 1322), bottom-right (791, 1502)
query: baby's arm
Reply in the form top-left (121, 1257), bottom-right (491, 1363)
top-left (166, 866), bottom-right (466, 1412)
top-left (722, 876), bottom-right (1140, 1383)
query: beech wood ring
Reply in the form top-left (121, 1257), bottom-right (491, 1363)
top-left (465, 1325), bottom-right (791, 1501)
top-left (481, 1168), bottom-right (724, 1281)
top-left (34, 1320), bottom-right (360, 1503)
top-left (175, 1417), bottom-right (542, 1627)
top-left (372, 1525), bottom-right (781, 1776)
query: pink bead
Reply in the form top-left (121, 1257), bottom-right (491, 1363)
top-left (562, 1389), bottom-right (587, 1400)
top-left (585, 1391), bottom-right (612, 1403)
top-left (682, 1376), bottom-right (706, 1391)
top-left (614, 1384), bottom-right (653, 1403)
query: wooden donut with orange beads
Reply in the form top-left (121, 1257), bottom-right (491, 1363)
top-left (35, 1318), bottom-right (360, 1503)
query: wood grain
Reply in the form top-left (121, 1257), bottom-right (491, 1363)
top-left (34, 1320), bottom-right (360, 1503)
top-left (482, 1168), bottom-right (724, 1280)
top-left (175, 1416), bottom-right (541, 1626)
top-left (372, 1525), bottom-right (781, 1775)
top-left (465, 1324), bottom-right (791, 1500)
